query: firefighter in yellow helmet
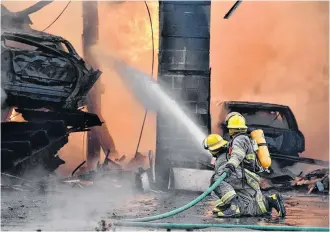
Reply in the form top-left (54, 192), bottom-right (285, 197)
top-left (203, 134), bottom-right (228, 156)
top-left (225, 111), bottom-right (243, 124)
top-left (203, 112), bottom-right (286, 218)
top-left (203, 134), bottom-right (230, 213)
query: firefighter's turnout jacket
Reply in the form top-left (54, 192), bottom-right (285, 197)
top-left (211, 133), bottom-right (269, 216)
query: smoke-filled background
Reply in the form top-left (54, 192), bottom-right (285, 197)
top-left (210, 1), bottom-right (329, 162)
top-left (2, 1), bottom-right (329, 176)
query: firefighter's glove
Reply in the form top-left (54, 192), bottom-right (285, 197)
top-left (223, 163), bottom-right (235, 178)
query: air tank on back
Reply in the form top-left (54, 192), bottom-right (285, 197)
top-left (250, 129), bottom-right (272, 169)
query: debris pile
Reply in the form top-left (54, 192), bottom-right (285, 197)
top-left (1, 110), bottom-right (102, 180)
top-left (261, 168), bottom-right (329, 194)
top-left (59, 150), bottom-right (155, 192)
top-left (1, 148), bottom-right (156, 194)
top-left (291, 168), bottom-right (329, 194)
top-left (1, 121), bottom-right (67, 178)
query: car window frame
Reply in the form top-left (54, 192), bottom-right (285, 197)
top-left (225, 105), bottom-right (298, 131)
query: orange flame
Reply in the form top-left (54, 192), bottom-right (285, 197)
top-left (2, 1), bottom-right (328, 176)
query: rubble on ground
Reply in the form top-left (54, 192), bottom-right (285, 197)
top-left (291, 168), bottom-right (329, 194)
top-left (261, 168), bottom-right (329, 194)
top-left (1, 150), bottom-right (328, 196)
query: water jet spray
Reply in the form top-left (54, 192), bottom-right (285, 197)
top-left (111, 59), bottom-right (211, 160)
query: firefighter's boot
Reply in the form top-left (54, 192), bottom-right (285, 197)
top-left (213, 204), bottom-right (229, 214)
top-left (212, 198), bottom-right (230, 214)
top-left (217, 198), bottom-right (241, 218)
top-left (213, 206), bottom-right (225, 214)
top-left (266, 193), bottom-right (286, 217)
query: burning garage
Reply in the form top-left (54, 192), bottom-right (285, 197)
top-left (1, 1), bottom-right (329, 231)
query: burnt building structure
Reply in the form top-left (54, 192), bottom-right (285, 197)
top-left (155, 1), bottom-right (211, 188)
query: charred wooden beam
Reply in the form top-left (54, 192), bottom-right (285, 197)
top-left (83, 1), bottom-right (101, 168)
top-left (82, 1), bottom-right (117, 168)
top-left (16, 108), bottom-right (102, 131)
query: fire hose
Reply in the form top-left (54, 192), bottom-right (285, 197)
top-left (112, 172), bottom-right (329, 231)
top-left (113, 221), bottom-right (329, 231)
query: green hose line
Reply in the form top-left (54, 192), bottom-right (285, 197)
top-left (125, 172), bottom-right (228, 222)
top-left (117, 171), bottom-right (329, 231)
top-left (113, 221), bottom-right (330, 231)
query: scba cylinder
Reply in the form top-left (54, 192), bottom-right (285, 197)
top-left (250, 129), bottom-right (271, 168)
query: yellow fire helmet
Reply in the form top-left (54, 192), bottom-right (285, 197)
top-left (225, 112), bottom-right (243, 125)
top-left (227, 114), bottom-right (248, 129)
top-left (203, 134), bottom-right (228, 152)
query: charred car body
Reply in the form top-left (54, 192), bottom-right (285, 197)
top-left (1, 30), bottom-right (101, 109)
top-left (217, 101), bottom-right (305, 167)
top-left (1, 3), bottom-right (102, 180)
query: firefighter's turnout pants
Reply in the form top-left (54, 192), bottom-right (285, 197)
top-left (211, 148), bottom-right (268, 216)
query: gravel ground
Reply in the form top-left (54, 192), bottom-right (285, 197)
top-left (1, 176), bottom-right (329, 231)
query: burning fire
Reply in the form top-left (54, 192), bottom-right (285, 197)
top-left (2, 1), bottom-right (328, 176)
top-left (6, 108), bottom-right (25, 122)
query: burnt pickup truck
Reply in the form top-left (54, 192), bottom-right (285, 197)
top-left (216, 101), bottom-right (305, 167)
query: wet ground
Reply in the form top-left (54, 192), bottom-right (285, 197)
top-left (1, 176), bottom-right (329, 231)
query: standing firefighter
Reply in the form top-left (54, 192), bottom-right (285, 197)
top-left (203, 112), bottom-right (286, 218)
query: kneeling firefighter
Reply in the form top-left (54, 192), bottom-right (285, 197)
top-left (203, 112), bottom-right (286, 218)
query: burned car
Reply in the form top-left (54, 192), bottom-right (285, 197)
top-left (0, 30), bottom-right (103, 178)
top-left (216, 101), bottom-right (305, 166)
top-left (0, 3), bottom-right (105, 181)
top-left (1, 30), bottom-right (101, 110)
